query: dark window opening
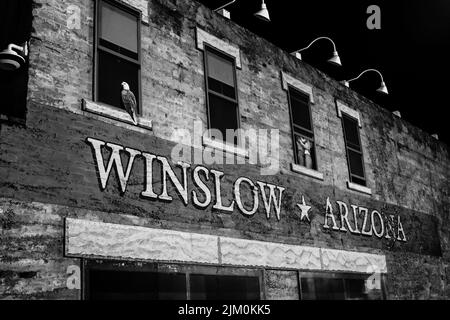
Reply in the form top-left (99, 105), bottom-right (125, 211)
top-left (95, 0), bottom-right (141, 112)
top-left (300, 272), bottom-right (385, 300)
top-left (88, 270), bottom-right (186, 300)
top-left (348, 149), bottom-right (365, 178)
top-left (84, 260), bottom-right (262, 301)
top-left (341, 113), bottom-right (366, 186)
top-left (204, 45), bottom-right (239, 145)
top-left (207, 93), bottom-right (239, 144)
top-left (343, 116), bottom-right (361, 149)
top-left (84, 260), bottom-right (385, 300)
top-left (190, 274), bottom-right (260, 300)
top-left (290, 90), bottom-right (312, 131)
top-left (97, 50), bottom-right (140, 111)
top-left (287, 86), bottom-right (317, 170)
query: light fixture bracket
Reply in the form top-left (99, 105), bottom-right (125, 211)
top-left (0, 42), bottom-right (29, 71)
top-left (291, 37), bottom-right (342, 66)
top-left (343, 69), bottom-right (389, 95)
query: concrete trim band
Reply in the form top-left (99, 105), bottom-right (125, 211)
top-left (65, 218), bottom-right (388, 274)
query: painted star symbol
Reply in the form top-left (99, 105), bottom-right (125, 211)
top-left (296, 196), bottom-right (311, 222)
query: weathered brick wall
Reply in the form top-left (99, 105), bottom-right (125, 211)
top-left (26, 0), bottom-right (449, 216)
top-left (0, 0), bottom-right (449, 299)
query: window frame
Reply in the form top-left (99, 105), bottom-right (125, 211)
top-left (287, 85), bottom-right (318, 169)
top-left (203, 43), bottom-right (242, 146)
top-left (341, 113), bottom-right (367, 186)
top-left (93, 0), bottom-right (142, 114)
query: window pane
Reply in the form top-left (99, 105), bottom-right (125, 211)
top-left (313, 278), bottom-right (345, 300)
top-left (157, 273), bottom-right (188, 300)
top-left (208, 77), bottom-right (236, 99)
top-left (343, 116), bottom-right (361, 149)
top-left (290, 90), bottom-right (312, 131)
top-left (100, 1), bottom-right (138, 54)
top-left (348, 148), bottom-right (365, 179)
top-left (345, 278), bottom-right (368, 300)
top-left (97, 50), bottom-right (139, 110)
top-left (88, 270), bottom-right (186, 300)
top-left (190, 274), bottom-right (260, 300)
top-left (206, 50), bottom-right (235, 87)
top-left (300, 274), bottom-right (384, 300)
top-left (208, 93), bottom-right (239, 144)
top-left (351, 175), bottom-right (366, 186)
top-left (300, 278), bottom-right (316, 300)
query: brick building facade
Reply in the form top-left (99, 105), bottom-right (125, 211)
top-left (0, 0), bottom-right (449, 299)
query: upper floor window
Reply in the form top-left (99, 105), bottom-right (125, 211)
top-left (287, 86), bottom-right (317, 170)
top-left (95, 0), bottom-right (141, 112)
top-left (342, 114), bottom-right (366, 186)
top-left (204, 45), bottom-right (240, 145)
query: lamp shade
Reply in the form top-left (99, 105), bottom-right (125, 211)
top-left (0, 46), bottom-right (25, 71)
top-left (377, 81), bottom-right (389, 95)
top-left (254, 1), bottom-right (270, 22)
top-left (327, 50), bottom-right (342, 66)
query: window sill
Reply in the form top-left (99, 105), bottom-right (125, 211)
top-left (291, 163), bottom-right (324, 181)
top-left (202, 136), bottom-right (248, 158)
top-left (347, 181), bottom-right (372, 195)
top-left (82, 99), bottom-right (152, 131)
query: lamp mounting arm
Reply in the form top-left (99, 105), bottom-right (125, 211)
top-left (7, 43), bottom-right (28, 56)
top-left (346, 68), bottom-right (384, 84)
top-left (214, 0), bottom-right (237, 12)
top-left (292, 37), bottom-right (337, 54)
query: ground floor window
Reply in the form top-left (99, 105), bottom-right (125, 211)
top-left (83, 260), bottom-right (262, 300)
top-left (83, 260), bottom-right (385, 300)
top-left (299, 272), bottom-right (385, 300)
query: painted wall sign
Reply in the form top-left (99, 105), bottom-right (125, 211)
top-left (86, 137), bottom-right (407, 242)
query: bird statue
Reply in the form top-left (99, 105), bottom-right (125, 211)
top-left (121, 81), bottom-right (138, 125)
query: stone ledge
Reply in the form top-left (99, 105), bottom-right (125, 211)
top-left (65, 218), bottom-right (218, 265)
top-left (65, 218), bottom-right (387, 273)
top-left (82, 99), bottom-right (153, 131)
top-left (202, 136), bottom-right (249, 158)
top-left (336, 100), bottom-right (362, 127)
top-left (219, 236), bottom-right (322, 270)
top-left (347, 181), bottom-right (372, 195)
top-left (280, 71), bottom-right (314, 103)
top-left (320, 248), bottom-right (387, 273)
top-left (196, 27), bottom-right (242, 69)
top-left (123, 0), bottom-right (149, 24)
top-left (291, 163), bottom-right (324, 181)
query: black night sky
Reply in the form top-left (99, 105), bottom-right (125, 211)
top-left (199, 0), bottom-right (450, 145)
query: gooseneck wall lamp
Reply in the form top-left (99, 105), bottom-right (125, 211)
top-left (214, 0), bottom-right (270, 22)
top-left (0, 42), bottom-right (28, 71)
top-left (342, 69), bottom-right (389, 95)
top-left (291, 37), bottom-right (342, 67)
